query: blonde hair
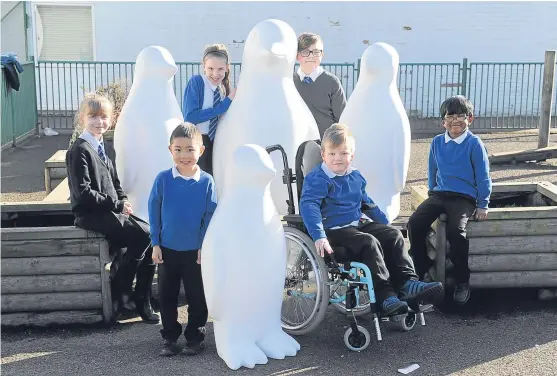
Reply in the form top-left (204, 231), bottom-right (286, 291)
top-left (322, 123), bottom-right (355, 151)
top-left (297, 32), bottom-right (323, 53)
top-left (74, 93), bottom-right (114, 133)
top-left (202, 43), bottom-right (231, 96)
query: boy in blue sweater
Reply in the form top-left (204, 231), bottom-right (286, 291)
top-left (408, 95), bottom-right (492, 305)
top-left (300, 124), bottom-right (443, 316)
top-left (148, 123), bottom-right (217, 357)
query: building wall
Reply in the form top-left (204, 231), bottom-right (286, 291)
top-left (1, 1), bottom-right (27, 61)
top-left (90, 1), bottom-right (557, 63)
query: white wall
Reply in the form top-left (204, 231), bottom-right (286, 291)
top-left (1, 1), bottom-right (27, 61)
top-left (90, 1), bottom-right (557, 63)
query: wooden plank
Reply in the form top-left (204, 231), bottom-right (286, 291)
top-left (469, 253), bottom-right (557, 272)
top-left (1, 201), bottom-right (71, 213)
top-left (491, 182), bottom-right (539, 193)
top-left (469, 235), bottom-right (557, 254)
top-left (43, 177), bottom-right (70, 202)
top-left (2, 256), bottom-right (101, 276)
top-left (1, 238), bottom-right (100, 257)
top-left (485, 207), bottom-right (557, 220)
top-left (98, 239), bottom-right (114, 323)
top-left (2, 274), bottom-right (102, 294)
top-left (1, 226), bottom-right (104, 241)
top-left (410, 185), bottom-right (429, 210)
top-left (1, 310), bottom-right (103, 327)
top-left (467, 218), bottom-right (557, 237)
top-left (489, 146), bottom-right (557, 164)
top-left (1, 292), bottom-right (102, 313)
top-left (537, 181), bottom-right (557, 203)
top-left (469, 271), bottom-right (557, 288)
top-left (44, 149), bottom-right (67, 168)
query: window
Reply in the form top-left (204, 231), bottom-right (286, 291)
top-left (35, 5), bottom-right (94, 60)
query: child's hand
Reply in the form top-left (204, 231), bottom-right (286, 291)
top-left (314, 238), bottom-right (334, 258)
top-left (122, 201), bottom-right (133, 215)
top-left (475, 208), bottom-right (488, 221)
top-left (228, 88), bottom-right (237, 100)
top-left (152, 246), bottom-right (163, 264)
top-left (196, 249), bottom-right (201, 264)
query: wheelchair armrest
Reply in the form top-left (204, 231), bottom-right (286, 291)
top-left (283, 214), bottom-right (303, 223)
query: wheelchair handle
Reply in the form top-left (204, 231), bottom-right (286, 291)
top-left (265, 144), bottom-right (296, 215)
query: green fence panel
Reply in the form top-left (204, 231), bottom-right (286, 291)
top-left (1, 62), bottom-right (38, 147)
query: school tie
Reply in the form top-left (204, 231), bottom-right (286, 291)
top-left (303, 76), bottom-right (313, 84)
top-left (98, 142), bottom-right (107, 163)
top-left (208, 87), bottom-right (221, 141)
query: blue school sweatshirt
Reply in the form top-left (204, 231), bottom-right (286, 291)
top-left (148, 168), bottom-right (217, 251)
top-left (428, 131), bottom-right (492, 209)
top-left (182, 74), bottom-right (232, 124)
top-left (300, 165), bottom-right (388, 241)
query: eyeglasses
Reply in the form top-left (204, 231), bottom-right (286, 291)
top-left (300, 49), bottom-right (323, 58)
top-left (443, 114), bottom-right (469, 122)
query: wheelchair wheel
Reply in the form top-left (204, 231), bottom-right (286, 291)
top-left (398, 312), bottom-right (417, 332)
top-left (343, 325), bottom-right (371, 352)
top-left (281, 226), bottom-right (329, 336)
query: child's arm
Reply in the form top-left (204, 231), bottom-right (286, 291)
top-left (182, 76), bottom-right (232, 124)
top-left (299, 174), bottom-right (329, 241)
top-left (330, 80), bottom-right (347, 123)
top-left (471, 140), bottom-right (492, 209)
top-left (148, 174), bottom-right (163, 247)
top-left (111, 162), bottom-right (128, 202)
top-left (67, 147), bottom-right (125, 212)
top-left (360, 174), bottom-right (389, 225)
top-left (200, 177), bottom-right (218, 243)
top-left (427, 142), bottom-right (438, 191)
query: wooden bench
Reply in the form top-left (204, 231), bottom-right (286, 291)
top-left (410, 182), bottom-right (557, 290)
top-left (44, 149), bottom-right (67, 194)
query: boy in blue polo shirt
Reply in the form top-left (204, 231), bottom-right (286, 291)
top-left (300, 124), bottom-right (443, 316)
top-left (408, 95), bottom-right (492, 305)
top-left (148, 123), bottom-right (217, 357)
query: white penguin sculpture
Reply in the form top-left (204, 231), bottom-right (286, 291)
top-left (212, 19), bottom-right (319, 215)
top-left (202, 144), bottom-right (300, 370)
top-left (339, 42), bottom-right (411, 223)
top-left (114, 46), bottom-right (183, 222)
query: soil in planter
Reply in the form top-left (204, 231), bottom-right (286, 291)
top-left (489, 191), bottom-right (557, 208)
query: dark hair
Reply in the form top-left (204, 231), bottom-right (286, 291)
top-left (440, 95), bottom-right (474, 118)
top-left (203, 44), bottom-right (231, 96)
top-left (170, 122), bottom-right (203, 146)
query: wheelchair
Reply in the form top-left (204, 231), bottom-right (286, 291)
top-left (266, 141), bottom-right (433, 352)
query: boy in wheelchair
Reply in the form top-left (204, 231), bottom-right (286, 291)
top-left (299, 124), bottom-right (444, 316)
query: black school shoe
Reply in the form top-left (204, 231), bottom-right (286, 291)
top-left (453, 283), bottom-right (471, 305)
top-left (160, 340), bottom-right (182, 357)
top-left (182, 341), bottom-right (205, 355)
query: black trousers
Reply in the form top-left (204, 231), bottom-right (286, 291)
top-left (158, 247), bottom-right (208, 343)
top-left (326, 221), bottom-right (418, 303)
top-left (75, 212), bottom-right (153, 296)
top-left (408, 191), bottom-right (476, 284)
top-left (198, 134), bottom-right (213, 175)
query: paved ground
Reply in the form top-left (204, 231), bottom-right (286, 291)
top-left (2, 131), bottom-right (557, 375)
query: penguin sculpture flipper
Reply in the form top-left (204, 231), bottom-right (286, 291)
top-left (200, 233), bottom-right (226, 321)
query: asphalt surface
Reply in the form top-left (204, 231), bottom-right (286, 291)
top-left (2, 131), bottom-right (557, 375)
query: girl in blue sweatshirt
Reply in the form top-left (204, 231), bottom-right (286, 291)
top-left (408, 95), bottom-right (492, 306)
top-left (182, 44), bottom-right (236, 175)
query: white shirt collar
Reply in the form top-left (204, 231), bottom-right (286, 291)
top-left (172, 166), bottom-right (201, 181)
top-left (444, 129), bottom-right (469, 144)
top-left (297, 66), bottom-right (324, 82)
top-left (321, 162), bottom-right (354, 178)
top-left (202, 75), bottom-right (220, 93)
top-left (79, 130), bottom-right (104, 151)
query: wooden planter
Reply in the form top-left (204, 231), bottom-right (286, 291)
top-left (1, 224), bottom-right (114, 326)
top-left (410, 182), bottom-right (557, 289)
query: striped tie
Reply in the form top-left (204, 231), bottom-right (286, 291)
top-left (303, 76), bottom-right (313, 84)
top-left (98, 143), bottom-right (106, 163)
top-left (208, 87), bottom-right (221, 141)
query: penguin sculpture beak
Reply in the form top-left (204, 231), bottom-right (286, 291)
top-left (269, 43), bottom-right (289, 57)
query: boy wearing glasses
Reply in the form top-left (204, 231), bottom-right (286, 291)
top-left (293, 32), bottom-right (347, 138)
top-left (407, 95), bottom-right (492, 305)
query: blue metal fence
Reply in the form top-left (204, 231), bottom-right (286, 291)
top-left (35, 59), bottom-right (557, 132)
